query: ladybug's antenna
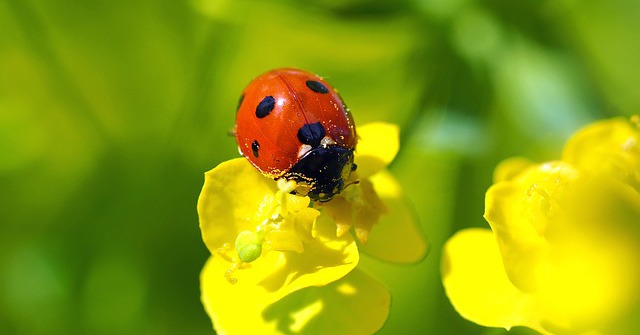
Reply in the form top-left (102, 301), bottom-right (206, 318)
top-left (343, 179), bottom-right (360, 190)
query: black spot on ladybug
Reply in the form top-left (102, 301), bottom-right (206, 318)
top-left (256, 96), bottom-right (275, 118)
top-left (297, 122), bottom-right (326, 148)
top-left (251, 140), bottom-right (260, 158)
top-left (351, 163), bottom-right (357, 171)
top-left (236, 94), bottom-right (245, 112)
top-left (306, 80), bottom-right (329, 94)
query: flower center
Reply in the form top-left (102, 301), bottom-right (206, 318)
top-left (221, 179), bottom-right (319, 283)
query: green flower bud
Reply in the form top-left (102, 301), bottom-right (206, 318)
top-left (235, 230), bottom-right (263, 263)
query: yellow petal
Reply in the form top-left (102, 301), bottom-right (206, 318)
top-left (442, 228), bottom-right (547, 334)
top-left (266, 208), bottom-right (320, 253)
top-left (201, 255), bottom-right (279, 334)
top-left (264, 214), bottom-right (359, 301)
top-left (200, 214), bottom-right (359, 334)
top-left (198, 158), bottom-right (276, 254)
top-left (285, 193), bottom-right (311, 213)
top-left (266, 230), bottom-right (305, 253)
top-left (562, 116), bottom-right (640, 191)
top-left (293, 207), bottom-right (320, 242)
top-left (534, 177), bottom-right (640, 332)
top-left (484, 161), bottom-right (579, 292)
top-left (352, 179), bottom-right (384, 244)
top-left (354, 122), bottom-right (400, 178)
top-left (321, 196), bottom-right (353, 238)
top-left (484, 183), bottom-right (548, 293)
top-left (359, 170), bottom-right (428, 263)
top-left (493, 157), bottom-right (534, 183)
top-left (262, 268), bottom-right (390, 335)
top-left (485, 158), bottom-right (640, 333)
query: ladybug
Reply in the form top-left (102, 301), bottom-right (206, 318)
top-left (234, 68), bottom-right (357, 202)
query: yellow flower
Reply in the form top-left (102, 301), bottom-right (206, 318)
top-left (198, 122), bottom-right (427, 334)
top-left (442, 116), bottom-right (640, 335)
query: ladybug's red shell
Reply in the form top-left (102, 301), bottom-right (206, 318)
top-left (235, 68), bottom-right (357, 178)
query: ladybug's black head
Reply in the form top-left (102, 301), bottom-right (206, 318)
top-left (285, 146), bottom-right (355, 202)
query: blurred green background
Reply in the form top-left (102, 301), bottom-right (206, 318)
top-left (1, 0), bottom-right (638, 334)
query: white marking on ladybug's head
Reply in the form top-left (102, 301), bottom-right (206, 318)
top-left (298, 144), bottom-right (312, 158)
top-left (320, 136), bottom-right (336, 148)
top-left (237, 146), bottom-right (244, 156)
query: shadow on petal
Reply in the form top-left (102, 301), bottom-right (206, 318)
top-left (360, 170), bottom-right (429, 263)
top-left (258, 215), bottom-right (359, 295)
top-left (262, 268), bottom-right (390, 335)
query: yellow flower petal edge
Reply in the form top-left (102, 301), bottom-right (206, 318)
top-left (493, 157), bottom-right (534, 183)
top-left (532, 177), bottom-right (640, 333)
top-left (201, 256), bottom-right (278, 334)
top-left (358, 170), bottom-right (428, 263)
top-left (198, 159), bottom-right (358, 302)
top-left (442, 228), bottom-right (548, 334)
top-left (562, 116), bottom-right (640, 191)
top-left (484, 161), bottom-right (579, 293)
top-left (201, 215), bottom-right (360, 334)
top-left (444, 116), bottom-right (640, 335)
top-left (482, 162), bottom-right (640, 334)
top-left (354, 122), bottom-right (400, 178)
top-left (202, 260), bottom-right (389, 335)
top-left (198, 158), bottom-right (276, 254)
top-left (261, 268), bottom-right (390, 335)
